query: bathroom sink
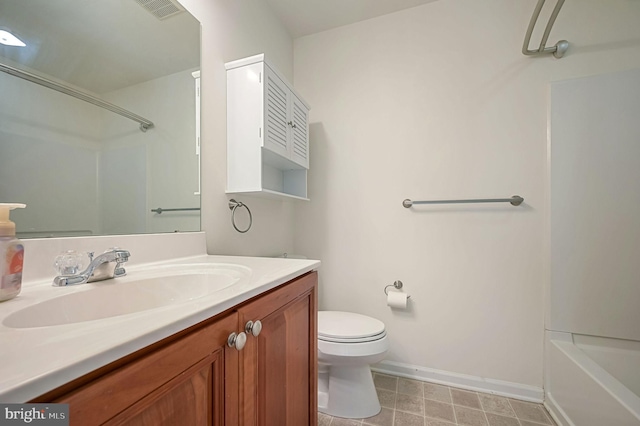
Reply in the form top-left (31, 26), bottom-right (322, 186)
top-left (3, 263), bottom-right (251, 328)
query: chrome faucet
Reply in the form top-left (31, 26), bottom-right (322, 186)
top-left (53, 249), bottom-right (131, 286)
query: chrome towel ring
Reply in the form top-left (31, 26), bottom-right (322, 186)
top-left (228, 199), bottom-right (252, 233)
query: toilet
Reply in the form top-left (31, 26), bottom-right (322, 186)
top-left (317, 311), bottom-right (390, 419)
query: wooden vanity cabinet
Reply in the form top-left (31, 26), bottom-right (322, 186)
top-left (238, 270), bottom-right (318, 425)
top-left (31, 271), bottom-right (318, 426)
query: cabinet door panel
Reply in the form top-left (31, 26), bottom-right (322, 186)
top-left (256, 299), bottom-right (310, 424)
top-left (264, 68), bottom-right (290, 159)
top-left (107, 358), bottom-right (212, 426)
top-left (290, 96), bottom-right (309, 169)
top-left (239, 272), bottom-right (318, 426)
top-left (53, 313), bottom-right (239, 426)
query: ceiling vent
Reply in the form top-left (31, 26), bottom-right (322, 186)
top-left (133, 0), bottom-right (185, 20)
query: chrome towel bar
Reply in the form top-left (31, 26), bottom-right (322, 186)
top-left (151, 207), bottom-right (200, 214)
top-left (403, 196), bottom-right (524, 208)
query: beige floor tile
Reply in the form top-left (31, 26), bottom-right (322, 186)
top-left (396, 393), bottom-right (424, 416)
top-left (377, 388), bottom-right (397, 409)
top-left (509, 400), bottom-right (552, 425)
top-left (374, 374), bottom-right (399, 392)
top-left (363, 407), bottom-right (394, 426)
top-left (331, 417), bottom-right (362, 426)
top-left (394, 410), bottom-right (425, 426)
top-left (423, 399), bottom-right (456, 423)
top-left (454, 406), bottom-right (488, 426)
top-left (425, 420), bottom-right (456, 426)
top-left (318, 412), bottom-right (333, 426)
top-left (321, 373), bottom-right (553, 426)
top-left (451, 389), bottom-right (482, 410)
top-left (423, 383), bottom-right (452, 403)
top-left (521, 420), bottom-right (556, 426)
top-left (398, 378), bottom-right (425, 397)
top-left (485, 412), bottom-right (519, 426)
top-left (478, 394), bottom-right (516, 417)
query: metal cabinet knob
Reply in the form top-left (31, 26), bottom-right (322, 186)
top-left (287, 121), bottom-right (297, 129)
top-left (227, 331), bottom-right (247, 351)
top-left (245, 320), bottom-right (262, 337)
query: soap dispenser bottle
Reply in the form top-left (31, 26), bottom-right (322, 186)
top-left (0, 203), bottom-right (26, 302)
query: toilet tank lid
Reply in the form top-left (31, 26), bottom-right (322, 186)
top-left (318, 311), bottom-right (385, 339)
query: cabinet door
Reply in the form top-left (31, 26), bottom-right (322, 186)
top-left (53, 313), bottom-right (239, 426)
top-left (263, 67), bottom-right (290, 159)
top-left (290, 95), bottom-right (309, 169)
top-left (238, 272), bottom-right (318, 426)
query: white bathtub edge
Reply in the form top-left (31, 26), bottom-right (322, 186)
top-left (555, 339), bottom-right (640, 419)
top-left (545, 331), bottom-right (640, 425)
top-left (372, 360), bottom-right (544, 402)
top-left (544, 390), bottom-right (576, 426)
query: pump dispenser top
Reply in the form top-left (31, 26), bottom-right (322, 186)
top-left (0, 203), bottom-right (25, 236)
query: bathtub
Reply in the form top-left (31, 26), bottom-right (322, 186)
top-left (545, 331), bottom-right (640, 426)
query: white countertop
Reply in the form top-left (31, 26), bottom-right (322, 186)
top-left (0, 254), bottom-right (320, 402)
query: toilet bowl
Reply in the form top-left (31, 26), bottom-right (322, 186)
top-left (318, 311), bottom-right (389, 419)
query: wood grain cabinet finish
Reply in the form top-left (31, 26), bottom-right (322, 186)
top-left (239, 271), bottom-right (317, 426)
top-left (32, 272), bottom-right (318, 426)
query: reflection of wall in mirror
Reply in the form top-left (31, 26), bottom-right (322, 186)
top-left (101, 68), bottom-right (200, 235)
top-left (0, 71), bottom-right (101, 237)
top-left (0, 68), bottom-right (199, 237)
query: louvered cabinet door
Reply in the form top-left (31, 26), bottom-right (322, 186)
top-left (290, 96), bottom-right (309, 169)
top-left (263, 67), bottom-right (290, 159)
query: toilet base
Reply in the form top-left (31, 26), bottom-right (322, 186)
top-left (318, 364), bottom-right (381, 419)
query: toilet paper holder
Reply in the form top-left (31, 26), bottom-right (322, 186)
top-left (384, 280), bottom-right (411, 298)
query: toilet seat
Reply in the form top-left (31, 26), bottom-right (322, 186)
top-left (318, 311), bottom-right (386, 343)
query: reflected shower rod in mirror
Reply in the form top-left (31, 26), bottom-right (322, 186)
top-left (0, 62), bottom-right (154, 132)
top-left (403, 196), bottom-right (524, 208)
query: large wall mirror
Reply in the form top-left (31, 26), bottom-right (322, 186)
top-left (0, 0), bottom-right (201, 238)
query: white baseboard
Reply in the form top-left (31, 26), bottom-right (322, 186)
top-left (371, 360), bottom-right (544, 403)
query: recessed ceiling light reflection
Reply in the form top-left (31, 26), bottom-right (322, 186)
top-left (0, 30), bottom-right (26, 47)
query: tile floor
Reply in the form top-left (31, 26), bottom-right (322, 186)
top-left (318, 373), bottom-right (556, 426)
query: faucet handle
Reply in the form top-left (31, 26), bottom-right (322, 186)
top-left (113, 249), bottom-right (130, 262)
top-left (113, 265), bottom-right (127, 277)
top-left (87, 251), bottom-right (95, 262)
top-left (53, 250), bottom-right (85, 276)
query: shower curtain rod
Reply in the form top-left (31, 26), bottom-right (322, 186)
top-left (0, 62), bottom-right (154, 132)
top-left (522, 0), bottom-right (569, 59)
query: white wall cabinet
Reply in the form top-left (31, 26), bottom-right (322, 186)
top-left (226, 54), bottom-right (310, 200)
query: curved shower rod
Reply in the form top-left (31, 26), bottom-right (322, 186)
top-left (0, 62), bottom-right (154, 132)
top-left (522, 0), bottom-right (569, 59)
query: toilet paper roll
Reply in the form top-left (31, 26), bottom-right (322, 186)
top-left (386, 291), bottom-right (408, 309)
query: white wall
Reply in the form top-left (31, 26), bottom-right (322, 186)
top-left (178, 0), bottom-right (297, 256)
top-left (293, 0), bottom-right (640, 389)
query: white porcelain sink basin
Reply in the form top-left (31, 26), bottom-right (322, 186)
top-left (3, 263), bottom-right (251, 328)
